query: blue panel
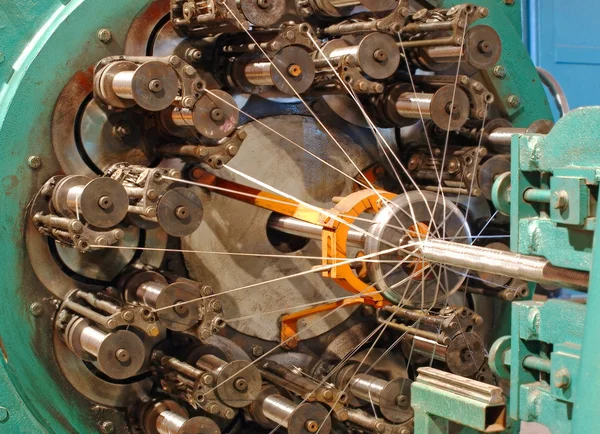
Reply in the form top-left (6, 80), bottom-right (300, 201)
top-left (529, 0), bottom-right (600, 112)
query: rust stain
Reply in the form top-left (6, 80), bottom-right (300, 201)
top-left (71, 67), bottom-right (94, 94)
top-left (2, 175), bottom-right (18, 197)
top-left (0, 336), bottom-right (8, 362)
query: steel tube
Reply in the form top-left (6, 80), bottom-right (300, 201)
top-left (262, 395), bottom-right (296, 428)
top-left (487, 128), bottom-right (526, 148)
top-left (349, 374), bottom-right (386, 404)
top-left (523, 188), bottom-right (552, 204)
top-left (112, 70), bottom-right (136, 99)
top-left (423, 45), bottom-right (463, 63)
top-left (136, 280), bottom-right (165, 308)
top-left (79, 326), bottom-right (108, 357)
top-left (396, 92), bottom-right (433, 120)
top-left (244, 62), bottom-right (274, 86)
top-left (267, 214), bottom-right (365, 247)
top-left (157, 411), bottom-right (187, 434)
top-left (420, 239), bottom-right (589, 290)
top-left (522, 356), bottom-right (551, 373)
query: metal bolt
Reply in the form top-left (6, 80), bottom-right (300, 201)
top-left (227, 145), bottom-right (238, 156)
top-left (210, 108), bottom-right (224, 122)
top-left (148, 79), bottom-right (163, 92)
top-left (70, 220), bottom-right (84, 233)
top-left (553, 190), bottom-right (569, 210)
top-left (146, 207), bottom-right (157, 218)
top-left (107, 319), bottom-right (118, 329)
top-left (373, 49), bottom-right (388, 62)
top-left (200, 329), bottom-right (211, 340)
top-left (507, 95), bottom-right (521, 108)
top-left (169, 56), bottom-right (181, 67)
top-left (201, 285), bottom-right (213, 296)
top-left (234, 377), bottom-right (248, 392)
top-left (113, 229), bottom-right (124, 240)
top-left (184, 65), bottom-right (196, 77)
top-left (270, 41), bottom-right (282, 51)
top-left (211, 300), bottom-right (222, 311)
top-left (494, 65), bottom-right (506, 78)
top-left (100, 421), bottom-right (114, 434)
top-left (182, 97), bottom-right (195, 108)
top-left (554, 368), bottom-right (571, 389)
top-left (122, 310), bottom-right (134, 322)
top-left (305, 420), bottom-right (319, 433)
top-left (396, 394), bottom-right (409, 406)
top-left (146, 189), bottom-right (158, 200)
top-left (30, 302), bottom-right (43, 317)
top-left (147, 325), bottom-right (160, 337)
top-left (285, 30), bottom-right (295, 40)
top-left (322, 389), bottom-right (334, 400)
top-left (257, 0), bottom-right (271, 9)
top-left (95, 236), bottom-right (109, 246)
top-left (473, 82), bottom-right (484, 93)
top-left (207, 402), bottom-right (219, 414)
top-left (375, 422), bottom-right (386, 433)
top-left (115, 349), bottom-right (130, 362)
top-left (175, 206), bottom-right (189, 220)
top-left (187, 49), bottom-right (202, 62)
top-left (224, 409), bottom-right (235, 419)
top-left (98, 196), bottom-right (113, 210)
top-left (0, 407), bottom-right (11, 422)
top-left (28, 156), bottom-right (42, 169)
top-left (97, 29), bottom-right (112, 44)
top-left (251, 345), bottom-right (264, 357)
top-left (202, 374), bottom-right (214, 385)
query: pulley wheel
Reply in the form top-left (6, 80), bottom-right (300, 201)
top-left (288, 402), bottom-right (332, 434)
top-left (130, 61), bottom-right (179, 111)
top-left (365, 191), bottom-right (471, 308)
top-left (430, 85), bottom-right (470, 131)
top-left (96, 330), bottom-right (145, 380)
top-left (445, 332), bottom-right (485, 377)
top-left (157, 188), bottom-right (203, 237)
top-left (240, 0), bottom-right (286, 27)
top-left (192, 91), bottom-right (239, 140)
top-left (478, 155), bottom-right (510, 201)
top-left (379, 378), bottom-right (413, 424)
top-left (465, 25), bottom-right (502, 71)
top-left (271, 46), bottom-right (315, 95)
top-left (215, 360), bottom-right (262, 408)
top-left (154, 282), bottom-right (202, 332)
top-left (79, 177), bottom-right (129, 228)
top-left (356, 33), bottom-right (401, 80)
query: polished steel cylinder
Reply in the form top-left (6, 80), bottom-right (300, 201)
top-left (349, 374), bottom-right (387, 404)
top-left (112, 70), bottom-right (136, 99)
top-left (65, 185), bottom-right (85, 213)
top-left (244, 62), bottom-right (274, 86)
top-left (409, 336), bottom-right (447, 362)
top-left (171, 108), bottom-right (195, 127)
top-left (136, 280), bottom-right (166, 308)
top-left (267, 214), bottom-right (365, 247)
top-left (487, 127), bottom-right (526, 148)
top-left (262, 395), bottom-right (297, 428)
top-left (79, 325), bottom-right (108, 357)
top-left (157, 411), bottom-right (187, 434)
top-left (423, 45), bottom-right (463, 64)
top-left (196, 354), bottom-right (227, 375)
top-left (420, 239), bottom-right (589, 290)
top-left (396, 92), bottom-right (434, 119)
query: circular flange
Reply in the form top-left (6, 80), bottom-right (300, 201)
top-left (465, 25), bottom-right (502, 71)
top-left (478, 155), bottom-right (511, 201)
top-left (356, 33), bottom-right (401, 80)
top-left (96, 329), bottom-right (146, 380)
top-left (215, 360), bottom-right (262, 408)
top-left (379, 378), bottom-right (413, 424)
top-left (491, 171), bottom-right (511, 216)
top-left (130, 61), bottom-right (179, 111)
top-left (271, 46), bottom-right (315, 95)
top-left (157, 187), bottom-right (203, 237)
top-left (446, 332), bottom-right (485, 377)
top-left (154, 281), bottom-right (201, 331)
top-left (430, 85), bottom-right (470, 131)
top-left (177, 417), bottom-right (221, 434)
top-left (240, 0), bottom-right (286, 27)
top-left (365, 191), bottom-right (471, 308)
top-left (192, 91), bottom-right (239, 139)
top-left (488, 335), bottom-right (511, 380)
top-left (288, 402), bottom-right (332, 434)
top-left (79, 177), bottom-right (129, 228)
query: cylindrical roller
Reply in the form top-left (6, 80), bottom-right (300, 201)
top-left (74, 323), bottom-right (145, 379)
top-left (191, 91), bottom-right (239, 139)
top-left (141, 400), bottom-right (220, 434)
top-left (319, 33), bottom-right (400, 80)
top-left (196, 354), bottom-right (262, 408)
top-left (156, 187), bottom-right (203, 237)
top-left (126, 271), bottom-right (202, 331)
top-left (348, 374), bottom-right (412, 423)
top-left (52, 175), bottom-right (129, 228)
top-left (419, 238), bottom-right (589, 291)
top-left (396, 85), bottom-right (470, 131)
top-left (267, 213), bottom-right (365, 247)
top-left (244, 46), bottom-right (315, 95)
top-left (487, 127), bottom-right (527, 149)
top-left (95, 60), bottom-right (178, 111)
top-left (251, 386), bottom-right (332, 434)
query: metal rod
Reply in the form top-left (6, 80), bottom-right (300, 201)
top-left (377, 316), bottom-right (450, 345)
top-left (157, 411), bottom-right (187, 434)
top-left (522, 356), bottom-right (551, 373)
top-left (267, 214), bottom-right (365, 247)
top-left (396, 92), bottom-right (433, 120)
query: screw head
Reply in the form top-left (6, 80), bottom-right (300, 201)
top-left (28, 156), bottom-right (42, 169)
top-left (0, 407), bottom-right (8, 423)
top-left (202, 374), bottom-right (214, 385)
top-left (494, 65), bottom-right (506, 78)
top-left (97, 29), bottom-right (112, 44)
top-left (30, 302), bottom-right (44, 317)
top-left (552, 190), bottom-right (569, 210)
top-left (100, 421), bottom-right (114, 434)
top-left (115, 349), bottom-right (131, 362)
top-left (554, 368), bottom-right (571, 389)
top-left (251, 345), bottom-right (264, 357)
top-left (122, 310), bottom-right (134, 322)
top-left (233, 377), bottom-right (248, 392)
top-left (507, 95), bottom-right (521, 108)
top-left (148, 79), bottom-right (163, 93)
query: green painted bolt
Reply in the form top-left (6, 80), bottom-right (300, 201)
top-left (494, 66), bottom-right (506, 78)
top-left (28, 156), bottom-right (42, 169)
top-left (30, 302), bottom-right (43, 317)
top-left (508, 95), bottom-right (521, 108)
top-left (0, 407), bottom-right (8, 422)
top-left (554, 368), bottom-right (571, 389)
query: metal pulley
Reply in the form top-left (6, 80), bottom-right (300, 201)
top-left (141, 400), bottom-right (220, 434)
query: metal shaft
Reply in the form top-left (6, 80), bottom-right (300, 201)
top-left (349, 374), bottom-right (386, 405)
top-left (267, 213), bottom-right (365, 247)
top-left (262, 395), bottom-right (297, 428)
top-left (157, 410), bottom-right (187, 434)
top-left (420, 239), bottom-right (589, 291)
top-left (396, 92), bottom-right (434, 120)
